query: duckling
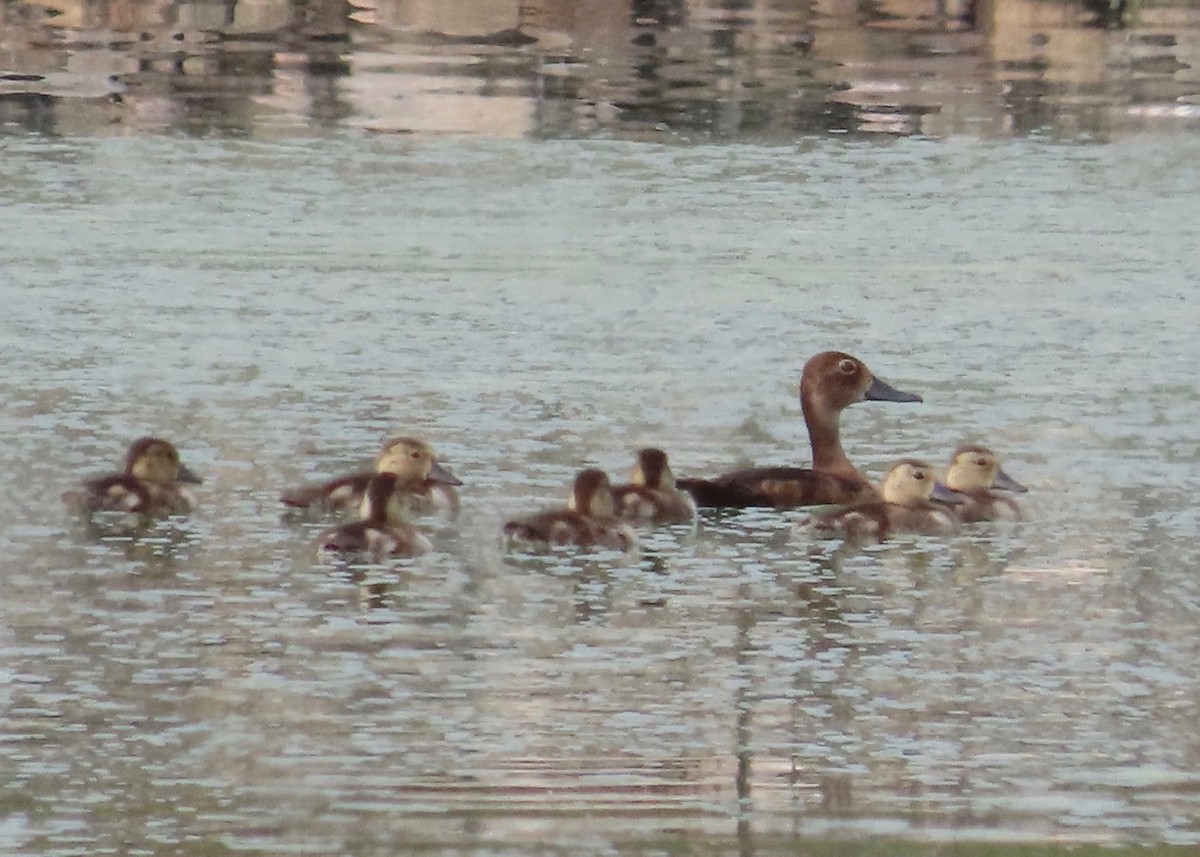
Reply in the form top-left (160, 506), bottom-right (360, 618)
top-left (63, 436), bottom-right (202, 516)
top-left (677, 351), bottom-right (922, 508)
top-left (319, 472), bottom-right (433, 559)
top-left (281, 436), bottom-right (462, 514)
top-left (810, 458), bottom-right (962, 542)
top-left (612, 448), bottom-right (697, 525)
top-left (942, 445), bottom-right (1028, 523)
top-left (503, 468), bottom-right (637, 551)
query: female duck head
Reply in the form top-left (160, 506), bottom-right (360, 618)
top-left (799, 352), bottom-right (922, 478)
top-left (801, 351), bottom-right (922, 415)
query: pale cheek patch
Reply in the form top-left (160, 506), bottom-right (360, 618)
top-left (106, 485), bottom-right (140, 511)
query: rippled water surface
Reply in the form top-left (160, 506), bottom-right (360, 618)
top-left (3, 131), bottom-right (1199, 854)
top-left (3, 3), bottom-right (1200, 854)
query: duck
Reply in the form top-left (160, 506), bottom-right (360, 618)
top-left (941, 445), bottom-right (1028, 523)
top-left (503, 468), bottom-right (638, 551)
top-left (62, 436), bottom-right (202, 516)
top-left (319, 472), bottom-right (433, 559)
top-left (612, 448), bottom-right (697, 525)
top-left (281, 436), bottom-right (462, 514)
top-left (676, 351), bottom-right (922, 508)
top-left (809, 458), bottom-right (962, 542)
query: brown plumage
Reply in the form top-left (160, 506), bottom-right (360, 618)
top-left (810, 459), bottom-right (962, 543)
top-left (612, 448), bottom-right (697, 525)
top-left (281, 436), bottom-right (461, 514)
top-left (504, 468), bottom-right (638, 551)
top-left (677, 351), bottom-right (922, 508)
top-left (319, 472), bottom-right (433, 559)
top-left (63, 437), bottom-right (202, 516)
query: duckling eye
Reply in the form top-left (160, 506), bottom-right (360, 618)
top-left (410, 451), bottom-right (423, 460)
top-left (913, 470), bottom-right (926, 480)
top-left (837, 359), bottom-right (857, 375)
top-left (975, 458), bottom-right (988, 467)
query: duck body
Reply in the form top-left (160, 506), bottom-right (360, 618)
top-left (612, 448), bottom-right (698, 525)
top-left (64, 437), bottom-right (202, 517)
top-left (677, 351), bottom-right (921, 509)
top-left (282, 436), bottom-right (461, 514)
top-left (679, 466), bottom-right (875, 508)
top-left (319, 472), bottom-right (433, 559)
top-left (319, 519), bottom-right (432, 558)
top-left (281, 470), bottom-right (373, 512)
top-left (504, 469), bottom-right (638, 551)
top-left (811, 459), bottom-right (961, 543)
top-left (942, 445), bottom-right (1027, 523)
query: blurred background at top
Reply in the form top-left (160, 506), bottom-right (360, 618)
top-left (1, 0), bottom-right (1197, 140)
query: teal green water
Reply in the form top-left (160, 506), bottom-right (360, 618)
top-left (1, 131), bottom-right (1199, 854)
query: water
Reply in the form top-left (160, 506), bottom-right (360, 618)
top-left (3, 2), bottom-right (1200, 855)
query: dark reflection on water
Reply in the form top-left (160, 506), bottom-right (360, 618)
top-left (2, 0), bottom-right (1200, 139)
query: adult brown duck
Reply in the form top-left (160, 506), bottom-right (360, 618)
top-left (677, 351), bottom-right (921, 508)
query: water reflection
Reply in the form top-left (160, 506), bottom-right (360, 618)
top-left (3, 0), bottom-right (1200, 138)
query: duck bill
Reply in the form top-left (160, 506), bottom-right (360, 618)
top-left (931, 482), bottom-right (965, 504)
top-left (865, 375), bottom-right (922, 404)
top-left (429, 460), bottom-right (463, 486)
top-left (993, 467), bottom-right (1028, 493)
top-left (176, 463), bottom-right (203, 484)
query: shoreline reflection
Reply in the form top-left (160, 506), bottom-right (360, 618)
top-left (2, 0), bottom-right (1199, 138)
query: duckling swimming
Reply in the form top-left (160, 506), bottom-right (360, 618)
top-left (810, 458), bottom-right (961, 542)
top-left (63, 436), bottom-right (202, 516)
top-left (677, 351), bottom-right (921, 508)
top-left (503, 468), bottom-right (637, 551)
top-left (612, 448), bottom-right (697, 525)
top-left (319, 472), bottom-right (433, 559)
top-left (942, 445), bottom-right (1027, 523)
top-left (281, 436), bottom-right (461, 514)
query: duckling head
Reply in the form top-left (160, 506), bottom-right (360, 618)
top-left (375, 436), bottom-right (462, 486)
top-left (944, 445), bottom-right (1028, 494)
top-left (125, 437), bottom-right (201, 486)
top-left (630, 448), bottom-right (675, 491)
top-left (880, 459), bottom-right (960, 507)
top-left (569, 468), bottom-right (616, 518)
top-left (801, 351), bottom-right (922, 413)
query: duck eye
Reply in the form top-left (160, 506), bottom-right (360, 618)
top-left (837, 359), bottom-right (857, 375)
top-left (410, 451), bottom-right (422, 460)
top-left (913, 471), bottom-right (925, 480)
top-left (975, 458), bottom-right (987, 467)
